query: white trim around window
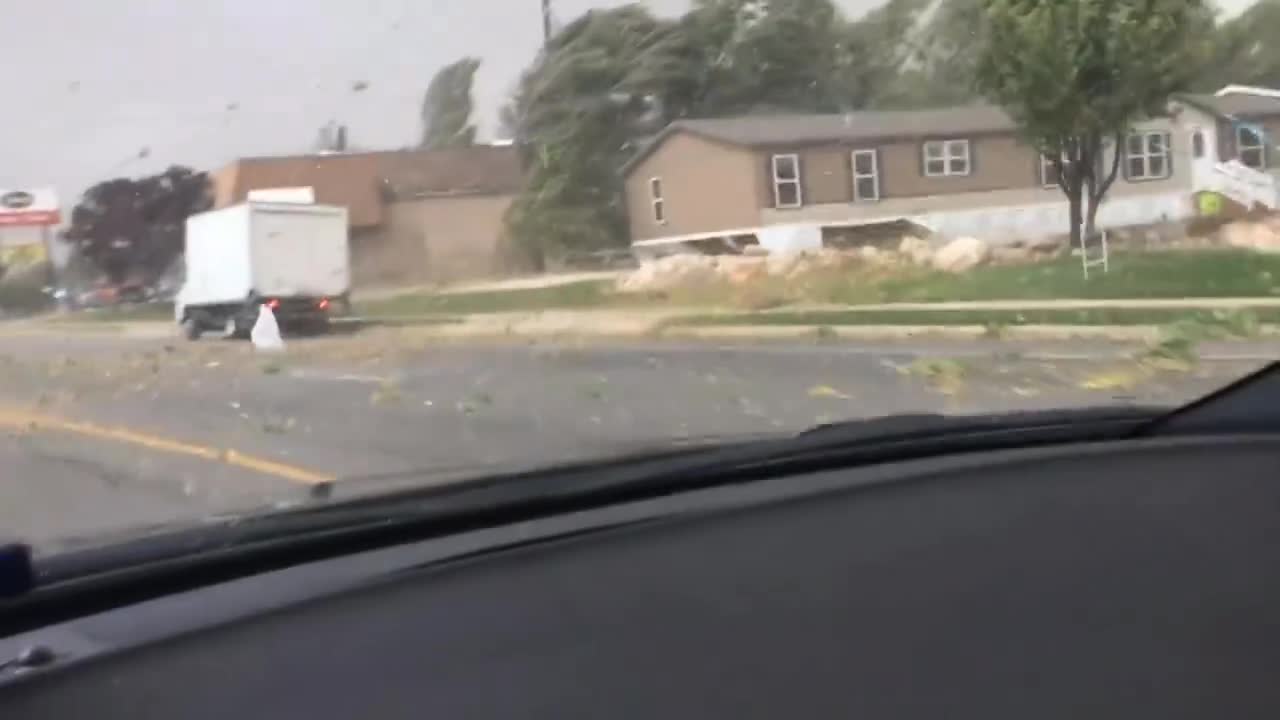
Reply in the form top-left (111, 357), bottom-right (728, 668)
top-left (1124, 131), bottom-right (1172, 181)
top-left (648, 177), bottom-right (666, 224)
top-left (1040, 152), bottom-right (1062, 188)
top-left (771, 153), bottom-right (802, 208)
top-left (923, 139), bottom-right (971, 177)
top-left (1236, 125), bottom-right (1266, 170)
top-left (851, 149), bottom-right (879, 202)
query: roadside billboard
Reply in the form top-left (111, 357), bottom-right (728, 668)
top-left (0, 187), bottom-right (60, 227)
top-left (0, 229), bottom-right (47, 267)
top-left (0, 188), bottom-right (59, 276)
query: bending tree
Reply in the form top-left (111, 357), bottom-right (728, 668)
top-left (978, 0), bottom-right (1209, 245)
top-left (64, 166), bottom-right (212, 285)
top-left (1195, 0), bottom-right (1280, 90)
top-left (504, 7), bottom-right (672, 264)
top-left (421, 57), bottom-right (480, 148)
top-left (505, 0), bottom-right (856, 264)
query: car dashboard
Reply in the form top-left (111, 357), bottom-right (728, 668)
top-left (3, 433), bottom-right (1280, 719)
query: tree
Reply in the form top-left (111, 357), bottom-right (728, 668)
top-left (837, 0), bottom-right (933, 109)
top-left (837, 0), bottom-right (991, 110)
top-left (64, 166), bottom-right (212, 285)
top-left (627, 0), bottom-right (853, 118)
top-left (978, 0), bottom-right (1209, 246)
top-left (421, 57), bottom-right (480, 148)
top-left (505, 7), bottom-right (674, 264)
top-left (506, 0), bottom-right (858, 263)
top-left (1194, 0), bottom-right (1280, 90)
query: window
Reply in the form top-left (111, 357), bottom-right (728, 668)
top-left (771, 154), bottom-right (802, 208)
top-left (1040, 153), bottom-right (1062, 188)
top-left (1237, 125), bottom-right (1266, 170)
top-left (1125, 131), bottom-right (1171, 181)
top-left (923, 139), bottom-right (970, 177)
top-left (1192, 131), bottom-right (1205, 159)
top-left (851, 149), bottom-right (879, 202)
top-left (649, 177), bottom-right (665, 224)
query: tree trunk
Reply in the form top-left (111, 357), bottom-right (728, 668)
top-left (1085, 132), bottom-right (1125, 241)
top-left (1083, 174), bottom-right (1098, 241)
top-left (1062, 138), bottom-right (1085, 249)
top-left (1068, 189), bottom-right (1083, 250)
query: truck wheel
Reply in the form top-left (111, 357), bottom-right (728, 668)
top-left (181, 315), bottom-right (202, 341)
top-left (223, 315), bottom-right (246, 340)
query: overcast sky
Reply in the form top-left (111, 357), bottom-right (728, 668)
top-left (0, 0), bottom-right (1255, 206)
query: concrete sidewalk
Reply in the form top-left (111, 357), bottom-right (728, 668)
top-left (760, 297), bottom-right (1280, 313)
top-left (16, 296), bottom-right (1280, 345)
top-left (351, 270), bottom-right (623, 301)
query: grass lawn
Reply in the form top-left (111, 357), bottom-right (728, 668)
top-left (669, 307), bottom-right (1280, 328)
top-left (869, 250), bottom-right (1280, 303)
top-left (347, 250), bottom-right (1280, 319)
top-left (355, 279), bottom-right (645, 316)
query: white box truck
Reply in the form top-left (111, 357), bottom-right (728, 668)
top-left (175, 202), bottom-right (350, 339)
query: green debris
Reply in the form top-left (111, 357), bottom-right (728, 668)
top-left (901, 358), bottom-right (970, 396)
top-left (807, 384), bottom-right (852, 400)
top-left (370, 378), bottom-right (403, 405)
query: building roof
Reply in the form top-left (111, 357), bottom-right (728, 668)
top-left (379, 145), bottom-right (524, 200)
top-left (1176, 91), bottom-right (1280, 119)
top-left (621, 105), bottom-right (1015, 175)
top-left (214, 146), bottom-right (523, 228)
top-left (679, 106), bottom-right (1015, 145)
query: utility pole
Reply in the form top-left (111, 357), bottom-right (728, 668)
top-left (541, 0), bottom-right (552, 44)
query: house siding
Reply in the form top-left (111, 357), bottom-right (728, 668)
top-left (1107, 117), bottom-right (1192, 196)
top-left (795, 146), bottom-right (852, 205)
top-left (759, 133), bottom-right (1043, 211)
top-left (626, 131), bottom-right (763, 241)
top-left (758, 119), bottom-right (1190, 224)
top-left (882, 133), bottom-right (1039, 198)
top-left (626, 110), bottom-right (1211, 245)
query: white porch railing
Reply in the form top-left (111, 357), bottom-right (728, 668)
top-left (1208, 160), bottom-right (1279, 210)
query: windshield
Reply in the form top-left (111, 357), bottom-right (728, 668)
top-left (0, 0), bottom-right (1273, 554)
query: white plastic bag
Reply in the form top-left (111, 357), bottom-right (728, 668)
top-left (251, 304), bottom-right (285, 352)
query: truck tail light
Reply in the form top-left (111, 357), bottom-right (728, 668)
top-left (317, 298), bottom-right (330, 310)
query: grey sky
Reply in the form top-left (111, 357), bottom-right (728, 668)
top-left (0, 0), bottom-right (1255, 207)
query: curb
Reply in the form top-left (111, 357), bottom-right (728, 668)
top-left (13, 316), bottom-right (1280, 346)
top-left (656, 324), bottom-right (1169, 342)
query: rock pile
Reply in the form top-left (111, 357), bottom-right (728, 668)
top-left (930, 236), bottom-right (990, 272)
top-left (617, 234), bottom-right (1002, 293)
top-left (1218, 216), bottom-right (1280, 253)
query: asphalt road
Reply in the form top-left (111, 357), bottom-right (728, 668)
top-left (0, 325), bottom-right (1271, 553)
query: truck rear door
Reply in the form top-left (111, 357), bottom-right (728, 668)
top-left (249, 204), bottom-right (350, 298)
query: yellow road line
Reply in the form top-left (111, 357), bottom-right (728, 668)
top-left (0, 408), bottom-right (334, 486)
top-left (223, 449), bottom-right (333, 485)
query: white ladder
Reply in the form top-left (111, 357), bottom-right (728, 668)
top-left (1080, 224), bottom-right (1108, 279)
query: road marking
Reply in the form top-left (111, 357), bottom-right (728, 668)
top-left (221, 449), bottom-right (333, 485)
top-left (0, 408), bottom-right (334, 486)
